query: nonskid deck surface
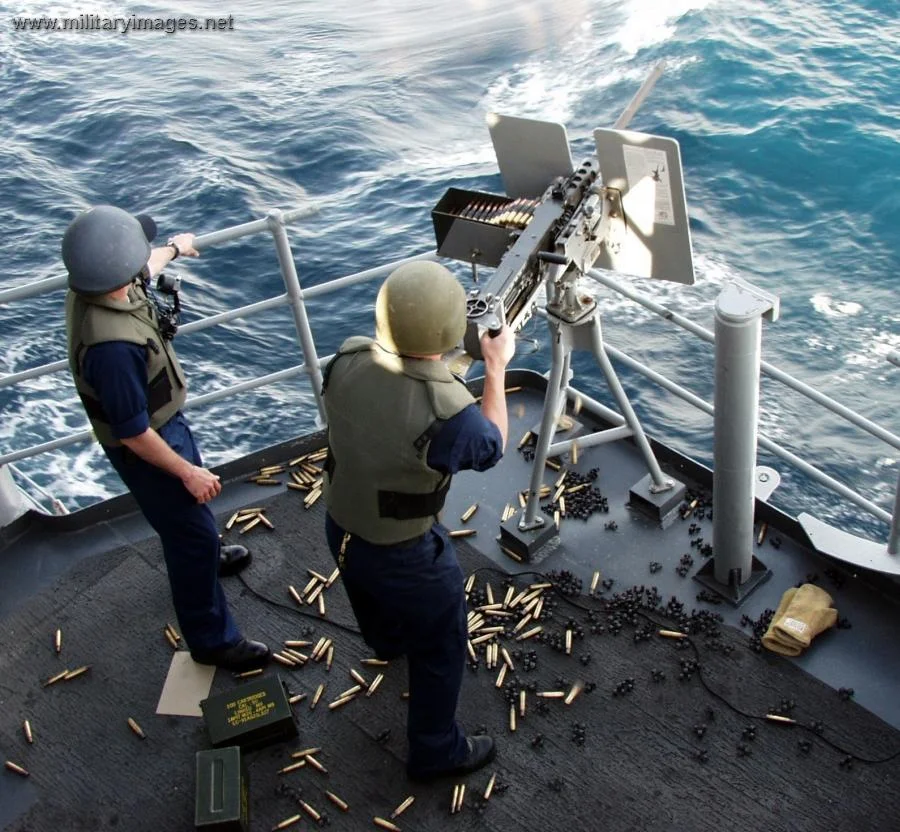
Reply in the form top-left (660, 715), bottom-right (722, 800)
top-left (1, 373), bottom-right (899, 831)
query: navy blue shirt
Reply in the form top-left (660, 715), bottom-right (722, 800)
top-left (426, 403), bottom-right (503, 474)
top-left (82, 341), bottom-right (152, 440)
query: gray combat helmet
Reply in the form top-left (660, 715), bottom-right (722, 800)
top-left (62, 205), bottom-right (157, 295)
top-left (375, 261), bottom-right (467, 356)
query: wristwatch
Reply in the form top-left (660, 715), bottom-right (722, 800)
top-left (167, 239), bottom-right (180, 259)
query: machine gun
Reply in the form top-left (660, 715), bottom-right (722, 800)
top-left (429, 64), bottom-right (699, 559)
top-left (431, 69), bottom-right (695, 359)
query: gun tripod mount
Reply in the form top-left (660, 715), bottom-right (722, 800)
top-left (499, 262), bottom-right (687, 561)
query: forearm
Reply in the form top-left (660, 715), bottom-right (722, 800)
top-left (480, 364), bottom-right (508, 451)
top-left (120, 427), bottom-right (192, 480)
top-left (146, 245), bottom-right (179, 278)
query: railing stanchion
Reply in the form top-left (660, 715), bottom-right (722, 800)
top-left (266, 209), bottom-right (327, 426)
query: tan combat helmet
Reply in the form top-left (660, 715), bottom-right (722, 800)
top-left (375, 261), bottom-right (467, 356)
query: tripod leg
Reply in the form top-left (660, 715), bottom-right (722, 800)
top-left (519, 321), bottom-right (571, 530)
top-left (588, 318), bottom-right (672, 492)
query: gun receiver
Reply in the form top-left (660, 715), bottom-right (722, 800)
top-left (431, 111), bottom-right (694, 359)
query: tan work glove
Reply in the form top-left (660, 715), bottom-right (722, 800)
top-left (762, 583), bottom-right (838, 656)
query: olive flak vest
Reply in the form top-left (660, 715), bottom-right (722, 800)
top-left (65, 283), bottom-right (187, 448)
top-left (322, 336), bottom-right (475, 545)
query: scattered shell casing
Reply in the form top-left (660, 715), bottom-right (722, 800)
top-left (165, 629), bottom-right (179, 649)
top-left (361, 658), bottom-right (389, 667)
top-left (565, 629), bottom-right (573, 655)
top-left (483, 772), bottom-right (496, 800)
top-left (279, 760), bottom-right (306, 774)
top-left (311, 683), bottom-right (325, 709)
top-left (273, 653), bottom-right (297, 667)
top-left (529, 582), bottom-right (552, 590)
top-left (545, 458), bottom-right (561, 471)
top-left (308, 568), bottom-right (329, 583)
top-left (391, 795), bottom-right (415, 818)
top-left (285, 639), bottom-right (312, 648)
top-left (235, 668), bottom-right (265, 679)
top-left (240, 516), bottom-right (262, 534)
top-left (464, 574), bottom-right (476, 594)
top-left (460, 503), bottom-right (478, 523)
top-left (503, 586), bottom-right (515, 607)
top-left (289, 693), bottom-right (307, 705)
top-left (451, 784), bottom-right (462, 814)
top-left (318, 594), bottom-right (326, 617)
top-left (338, 684), bottom-right (362, 700)
top-left (127, 717), bottom-right (146, 739)
top-left (590, 571), bottom-right (600, 594)
top-left (4, 761), bottom-right (29, 777)
top-left (258, 513), bottom-right (274, 530)
top-left (400, 691), bottom-right (410, 700)
top-left (350, 668), bottom-right (369, 687)
top-left (259, 464), bottom-right (285, 475)
top-left (449, 528), bottom-right (477, 538)
top-left (501, 546), bottom-right (523, 563)
top-left (519, 689), bottom-right (527, 717)
top-left (554, 470), bottom-right (567, 488)
top-left (305, 754), bottom-right (328, 774)
top-left (467, 640), bottom-right (477, 662)
top-left (43, 669), bottom-right (69, 687)
top-left (288, 586), bottom-right (303, 606)
top-left (300, 801), bottom-right (321, 822)
top-left (165, 623), bottom-right (181, 643)
top-left (325, 791), bottom-right (349, 812)
top-left (537, 691), bottom-right (565, 699)
top-left (63, 665), bottom-right (90, 681)
top-left (312, 637), bottom-right (326, 659)
top-left (766, 714), bottom-right (797, 725)
top-left (564, 681), bottom-right (584, 706)
top-left (552, 485), bottom-right (565, 503)
top-left (325, 644), bottom-right (334, 670)
top-left (567, 483), bottom-right (588, 494)
top-left (501, 647), bottom-right (515, 670)
top-left (303, 488), bottom-right (322, 508)
top-left (273, 814), bottom-right (302, 830)
top-left (573, 394), bottom-right (583, 415)
top-left (226, 511), bottom-right (240, 530)
top-left (326, 568), bottom-right (340, 587)
top-left (485, 582), bottom-right (495, 605)
top-left (283, 649), bottom-right (308, 664)
top-left (470, 632), bottom-right (496, 646)
top-left (457, 783), bottom-right (466, 812)
top-left (366, 673), bottom-right (384, 697)
top-left (495, 664), bottom-right (508, 689)
top-left (509, 704), bottom-right (517, 732)
top-left (757, 522), bottom-right (768, 545)
top-left (554, 509), bottom-right (561, 530)
top-left (570, 441), bottom-right (579, 466)
top-left (517, 430), bottom-right (533, 449)
top-left (290, 746), bottom-right (322, 759)
top-left (23, 720), bottom-right (33, 744)
top-left (301, 576), bottom-right (319, 597)
top-left (559, 496), bottom-right (566, 516)
top-left (286, 482), bottom-right (307, 492)
top-left (658, 629), bottom-right (687, 640)
top-left (54, 629), bottom-right (62, 655)
top-left (518, 490), bottom-right (527, 508)
top-left (328, 695), bottom-right (355, 711)
top-left (374, 818), bottom-right (402, 832)
top-left (505, 386), bottom-right (522, 393)
top-left (307, 583), bottom-right (325, 605)
top-left (533, 598), bottom-right (544, 620)
top-left (513, 613), bottom-right (533, 634)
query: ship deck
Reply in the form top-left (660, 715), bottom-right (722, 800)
top-left (1, 370), bottom-right (899, 832)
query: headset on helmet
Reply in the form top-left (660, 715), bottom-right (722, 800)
top-left (62, 205), bottom-right (157, 296)
top-left (375, 261), bottom-right (467, 356)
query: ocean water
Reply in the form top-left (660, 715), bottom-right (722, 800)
top-left (0, 0), bottom-right (897, 540)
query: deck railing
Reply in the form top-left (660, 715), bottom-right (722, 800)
top-left (0, 208), bottom-right (896, 553)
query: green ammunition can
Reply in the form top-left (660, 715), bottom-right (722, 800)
top-left (195, 746), bottom-right (248, 832)
top-left (201, 674), bottom-right (299, 750)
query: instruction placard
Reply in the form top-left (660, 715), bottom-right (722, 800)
top-left (622, 145), bottom-right (675, 226)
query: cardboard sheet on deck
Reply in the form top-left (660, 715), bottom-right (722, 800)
top-left (156, 651), bottom-right (216, 717)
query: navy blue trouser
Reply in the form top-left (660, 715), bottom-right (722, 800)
top-left (105, 413), bottom-right (241, 652)
top-left (325, 513), bottom-right (468, 775)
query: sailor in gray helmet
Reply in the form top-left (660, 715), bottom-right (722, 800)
top-left (322, 260), bottom-right (515, 781)
top-left (63, 205), bottom-right (269, 672)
